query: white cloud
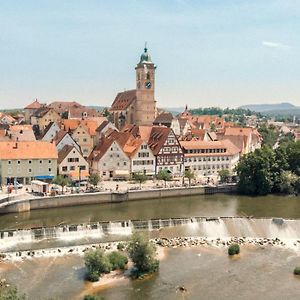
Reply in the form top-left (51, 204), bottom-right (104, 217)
top-left (262, 41), bottom-right (290, 50)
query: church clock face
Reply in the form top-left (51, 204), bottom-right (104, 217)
top-left (145, 81), bottom-right (152, 89)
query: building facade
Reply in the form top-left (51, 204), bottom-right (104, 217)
top-left (180, 140), bottom-right (240, 177)
top-left (0, 141), bottom-right (57, 185)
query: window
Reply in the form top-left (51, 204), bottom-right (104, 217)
top-left (48, 168), bottom-right (52, 172)
top-left (75, 158), bottom-right (79, 162)
top-left (40, 160), bottom-right (43, 164)
top-left (62, 166), bottom-right (68, 172)
top-left (103, 163), bottom-right (106, 166)
top-left (8, 160), bottom-right (11, 165)
top-left (124, 162), bottom-right (127, 166)
top-left (28, 160), bottom-right (32, 164)
top-left (28, 168), bottom-right (32, 173)
top-left (83, 138), bottom-right (87, 142)
top-left (80, 166), bottom-right (86, 170)
top-left (102, 171), bottom-right (106, 176)
top-left (17, 160), bottom-right (21, 164)
top-left (48, 160), bottom-right (51, 164)
top-left (70, 166), bottom-right (75, 171)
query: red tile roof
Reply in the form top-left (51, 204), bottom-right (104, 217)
top-left (110, 90), bottom-right (136, 111)
top-left (0, 141), bottom-right (58, 159)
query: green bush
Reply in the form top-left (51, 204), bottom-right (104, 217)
top-left (228, 244), bottom-right (240, 256)
top-left (108, 251), bottom-right (128, 270)
top-left (86, 271), bottom-right (100, 282)
top-left (0, 285), bottom-right (26, 300)
top-left (294, 267), bottom-right (300, 275)
top-left (117, 242), bottom-right (125, 251)
top-left (83, 295), bottom-right (104, 300)
top-left (128, 233), bottom-right (159, 277)
top-left (84, 249), bottom-right (112, 281)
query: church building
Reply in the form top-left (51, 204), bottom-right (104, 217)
top-left (110, 45), bottom-right (157, 129)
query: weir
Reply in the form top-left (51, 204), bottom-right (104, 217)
top-left (1, 216), bottom-right (300, 252)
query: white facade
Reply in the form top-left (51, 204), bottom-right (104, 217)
top-left (91, 141), bottom-right (130, 180)
top-left (57, 133), bottom-right (81, 153)
top-left (131, 142), bottom-right (155, 175)
top-left (42, 122), bottom-right (60, 142)
top-left (170, 119), bottom-right (180, 136)
top-left (181, 140), bottom-right (240, 177)
top-left (58, 147), bottom-right (89, 176)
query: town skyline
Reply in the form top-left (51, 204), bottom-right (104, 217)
top-left (1, 0), bottom-right (300, 109)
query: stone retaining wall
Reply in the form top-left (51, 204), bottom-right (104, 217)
top-left (0, 185), bottom-right (236, 214)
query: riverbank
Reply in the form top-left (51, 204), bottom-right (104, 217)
top-left (0, 184), bottom-right (236, 214)
top-left (1, 234), bottom-right (299, 263)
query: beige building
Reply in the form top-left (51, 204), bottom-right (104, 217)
top-left (24, 99), bottom-right (43, 123)
top-left (89, 138), bottom-right (130, 180)
top-left (57, 145), bottom-right (89, 179)
top-left (110, 46), bottom-right (157, 129)
top-left (31, 108), bottom-right (61, 131)
top-left (0, 141), bottom-right (57, 185)
top-left (180, 139), bottom-right (240, 177)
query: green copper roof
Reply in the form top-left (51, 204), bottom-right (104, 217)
top-left (139, 46), bottom-right (152, 63)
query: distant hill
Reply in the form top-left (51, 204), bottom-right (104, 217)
top-left (87, 105), bottom-right (106, 112)
top-left (239, 102), bottom-right (298, 112)
top-left (162, 107), bottom-right (185, 116)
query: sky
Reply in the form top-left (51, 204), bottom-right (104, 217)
top-left (0, 0), bottom-right (300, 109)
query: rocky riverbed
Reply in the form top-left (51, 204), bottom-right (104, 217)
top-left (1, 235), bottom-right (300, 262)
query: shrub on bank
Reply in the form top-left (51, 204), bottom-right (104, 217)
top-left (117, 242), bottom-right (126, 251)
top-left (108, 251), bottom-right (128, 270)
top-left (128, 233), bottom-right (159, 277)
top-left (84, 249), bottom-right (112, 281)
top-left (83, 295), bottom-right (104, 300)
top-left (228, 244), bottom-right (240, 256)
top-left (294, 267), bottom-right (300, 275)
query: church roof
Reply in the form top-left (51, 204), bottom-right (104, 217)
top-left (110, 89), bottom-right (136, 111)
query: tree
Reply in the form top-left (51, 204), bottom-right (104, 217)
top-left (236, 147), bottom-right (274, 195)
top-left (84, 249), bottom-right (112, 281)
top-left (52, 175), bottom-right (71, 194)
top-left (183, 169), bottom-right (196, 186)
top-left (218, 169), bottom-right (231, 183)
top-left (132, 172), bottom-right (148, 189)
top-left (88, 173), bottom-right (100, 186)
top-left (277, 171), bottom-right (299, 194)
top-left (156, 169), bottom-right (172, 188)
top-left (285, 141), bottom-right (300, 176)
top-left (128, 233), bottom-right (159, 277)
top-left (258, 124), bottom-right (279, 147)
top-left (0, 281), bottom-right (26, 300)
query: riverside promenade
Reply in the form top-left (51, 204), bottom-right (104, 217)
top-left (0, 184), bottom-right (237, 214)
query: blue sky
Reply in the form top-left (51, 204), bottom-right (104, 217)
top-left (0, 0), bottom-right (300, 109)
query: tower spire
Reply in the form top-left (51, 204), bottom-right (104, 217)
top-left (144, 41), bottom-right (147, 52)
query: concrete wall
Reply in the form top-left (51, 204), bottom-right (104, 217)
top-left (0, 185), bottom-right (236, 214)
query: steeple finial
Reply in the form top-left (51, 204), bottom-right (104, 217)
top-left (144, 41), bottom-right (147, 52)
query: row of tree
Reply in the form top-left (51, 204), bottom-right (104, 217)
top-left (189, 107), bottom-right (257, 117)
top-left (236, 141), bottom-right (300, 196)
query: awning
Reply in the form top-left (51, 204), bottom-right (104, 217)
top-left (69, 170), bottom-right (89, 180)
top-left (114, 170), bottom-right (130, 176)
top-left (35, 175), bottom-right (54, 180)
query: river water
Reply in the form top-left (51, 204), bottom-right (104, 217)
top-left (1, 193), bottom-right (300, 230)
top-left (1, 193), bottom-right (300, 300)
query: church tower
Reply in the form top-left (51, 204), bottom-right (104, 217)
top-left (135, 44), bottom-right (157, 125)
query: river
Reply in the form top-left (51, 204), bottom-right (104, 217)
top-left (1, 193), bottom-right (300, 230)
top-left (1, 193), bottom-right (300, 300)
